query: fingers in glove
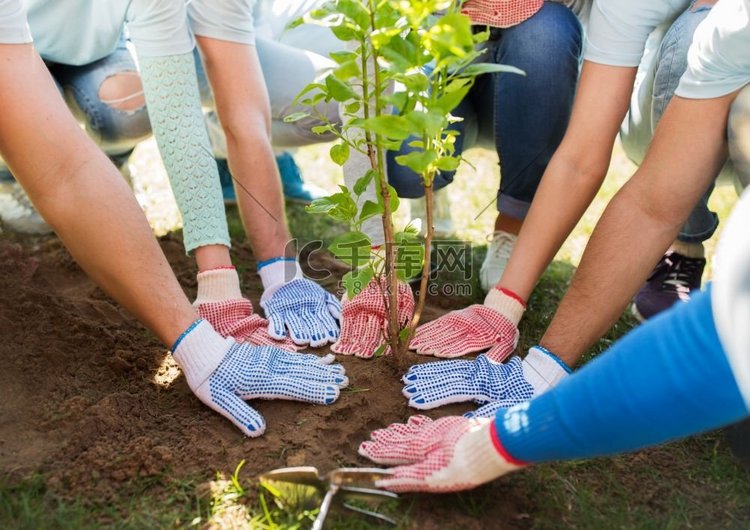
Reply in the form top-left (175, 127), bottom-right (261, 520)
top-left (310, 308), bottom-right (340, 345)
top-left (404, 377), bottom-right (479, 410)
top-left (244, 376), bottom-right (342, 405)
top-left (411, 324), bottom-right (480, 356)
top-left (403, 359), bottom-right (475, 383)
top-left (267, 311), bottom-right (288, 341)
top-left (485, 339), bottom-right (516, 363)
top-left (325, 292), bottom-right (343, 320)
top-left (284, 311), bottom-right (314, 346)
top-left (205, 386), bottom-right (267, 438)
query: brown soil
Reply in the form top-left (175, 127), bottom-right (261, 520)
top-left (0, 235), bottom-right (525, 529)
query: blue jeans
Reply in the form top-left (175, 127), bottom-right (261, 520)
top-left (0, 39), bottom-right (150, 181)
top-left (387, 2), bottom-right (583, 220)
top-left (620, 2), bottom-right (719, 243)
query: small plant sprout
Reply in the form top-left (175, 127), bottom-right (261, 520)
top-left (287, 0), bottom-right (524, 359)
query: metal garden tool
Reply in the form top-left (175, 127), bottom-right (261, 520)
top-left (259, 466), bottom-right (398, 529)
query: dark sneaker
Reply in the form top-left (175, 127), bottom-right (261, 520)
top-left (632, 250), bottom-right (705, 322)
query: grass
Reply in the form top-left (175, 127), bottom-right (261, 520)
top-left (2, 140), bottom-right (747, 528)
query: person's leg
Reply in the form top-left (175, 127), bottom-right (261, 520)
top-left (478, 2), bottom-right (582, 290)
top-left (51, 38), bottom-right (151, 183)
top-left (631, 2), bottom-right (719, 321)
top-left (195, 36), bottom-right (333, 203)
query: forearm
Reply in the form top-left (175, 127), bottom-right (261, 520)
top-left (541, 94), bottom-right (735, 363)
top-left (0, 46), bottom-right (196, 345)
top-left (498, 62), bottom-right (637, 302)
top-left (137, 51), bottom-right (231, 255)
top-left (197, 37), bottom-right (291, 261)
top-left (495, 289), bottom-right (750, 462)
top-left (499, 152), bottom-right (607, 301)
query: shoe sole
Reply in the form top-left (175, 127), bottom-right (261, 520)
top-left (630, 303), bottom-right (647, 323)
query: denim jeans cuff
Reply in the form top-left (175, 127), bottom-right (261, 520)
top-left (677, 214), bottom-right (720, 244)
top-left (0, 167), bottom-right (14, 183)
top-left (497, 194), bottom-right (531, 220)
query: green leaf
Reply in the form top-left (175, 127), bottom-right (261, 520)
top-left (305, 191), bottom-right (357, 222)
top-left (434, 82), bottom-right (472, 114)
top-left (372, 343), bottom-right (388, 358)
top-left (434, 156), bottom-right (460, 171)
top-left (360, 115), bottom-right (415, 140)
top-left (330, 142), bottom-right (350, 166)
top-left (398, 327), bottom-right (411, 343)
top-left (457, 63), bottom-right (526, 78)
top-left (283, 111), bottom-right (309, 123)
top-left (344, 101), bottom-right (361, 114)
top-left (342, 267), bottom-right (374, 298)
top-left (359, 199), bottom-right (384, 222)
top-left (311, 124), bottom-right (334, 135)
top-left (329, 231), bottom-right (372, 269)
top-left (353, 169), bottom-right (375, 196)
top-left (329, 50), bottom-right (358, 64)
top-left (394, 150), bottom-right (437, 174)
top-left (325, 74), bottom-right (358, 102)
top-left (337, 0), bottom-right (370, 30)
top-left (333, 59), bottom-right (361, 80)
top-left (375, 183), bottom-right (401, 214)
top-left (404, 110), bottom-right (446, 137)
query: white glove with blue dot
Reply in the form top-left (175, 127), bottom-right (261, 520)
top-left (258, 258), bottom-right (342, 347)
top-left (172, 320), bottom-right (348, 437)
top-left (402, 347), bottom-right (571, 410)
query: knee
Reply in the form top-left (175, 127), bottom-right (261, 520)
top-left (98, 71), bottom-right (146, 113)
top-left (502, 3), bottom-right (583, 65)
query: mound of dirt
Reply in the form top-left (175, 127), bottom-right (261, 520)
top-left (0, 235), bottom-right (524, 528)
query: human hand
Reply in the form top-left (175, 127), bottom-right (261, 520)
top-left (194, 268), bottom-right (298, 350)
top-left (410, 288), bottom-right (524, 361)
top-left (172, 320), bottom-right (348, 437)
top-left (261, 277), bottom-right (342, 347)
top-left (359, 415), bottom-right (524, 492)
top-left (331, 278), bottom-right (415, 358)
top-left (402, 346), bottom-right (570, 409)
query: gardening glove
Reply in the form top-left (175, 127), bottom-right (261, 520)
top-left (258, 258), bottom-right (342, 347)
top-left (193, 267), bottom-right (298, 350)
top-left (331, 277), bottom-right (415, 358)
top-left (462, 0), bottom-right (544, 29)
top-left (172, 319), bottom-right (348, 437)
top-left (359, 415), bottom-right (524, 492)
top-left (402, 346), bottom-right (571, 409)
top-left (410, 288), bottom-right (525, 361)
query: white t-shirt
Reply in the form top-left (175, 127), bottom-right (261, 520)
top-left (188, 0), bottom-right (258, 45)
top-left (713, 188), bottom-right (750, 409)
top-left (678, 0), bottom-right (750, 98)
top-left (24, 0), bottom-right (194, 65)
top-left (586, 0), bottom-right (750, 99)
top-left (0, 0), bottom-right (31, 44)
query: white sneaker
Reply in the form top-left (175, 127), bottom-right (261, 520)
top-left (480, 230), bottom-right (517, 292)
top-left (0, 182), bottom-right (52, 235)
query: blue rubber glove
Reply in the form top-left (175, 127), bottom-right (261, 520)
top-left (402, 347), bottom-right (570, 410)
top-left (261, 278), bottom-right (342, 347)
top-left (172, 320), bottom-right (348, 437)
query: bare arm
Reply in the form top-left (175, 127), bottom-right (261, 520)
top-left (196, 36), bottom-right (292, 261)
top-left (0, 44), bottom-right (196, 345)
top-left (498, 62), bottom-right (637, 300)
top-left (541, 92), bottom-right (738, 363)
